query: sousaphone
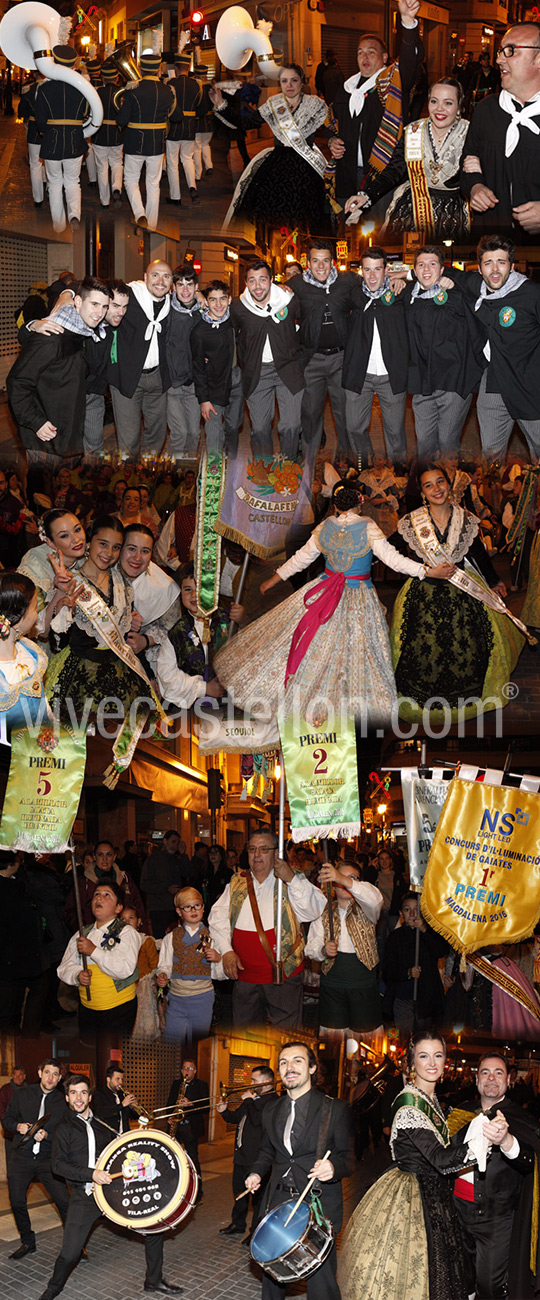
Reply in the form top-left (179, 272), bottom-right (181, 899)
top-left (215, 5), bottom-right (281, 80)
top-left (0, 2), bottom-right (103, 135)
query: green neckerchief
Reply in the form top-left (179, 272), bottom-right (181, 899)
top-left (391, 1088), bottom-right (450, 1146)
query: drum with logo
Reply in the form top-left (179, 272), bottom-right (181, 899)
top-left (250, 1199), bottom-right (333, 1282)
top-left (93, 1128), bottom-right (198, 1234)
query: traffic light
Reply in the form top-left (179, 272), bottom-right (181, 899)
top-left (191, 9), bottom-right (204, 25)
top-left (208, 768), bottom-right (224, 811)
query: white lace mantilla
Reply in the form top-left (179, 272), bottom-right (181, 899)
top-left (390, 1104), bottom-right (447, 1156)
top-left (398, 503), bottom-right (480, 564)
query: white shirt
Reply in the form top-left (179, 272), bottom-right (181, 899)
top-left (365, 313), bottom-right (388, 376)
top-left (208, 870), bottom-right (325, 977)
top-left (57, 922), bottom-right (141, 985)
top-left (276, 513), bottom-right (427, 582)
top-left (155, 636), bottom-right (207, 709)
top-left (305, 879), bottom-right (383, 961)
top-left (158, 925), bottom-right (221, 981)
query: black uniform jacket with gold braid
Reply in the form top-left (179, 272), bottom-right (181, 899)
top-left (93, 82), bottom-right (122, 148)
top-left (117, 76), bottom-right (175, 155)
top-left (167, 73), bottom-right (202, 142)
top-left (34, 79), bottom-right (90, 159)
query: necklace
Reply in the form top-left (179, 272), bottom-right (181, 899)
top-left (427, 119), bottom-right (457, 182)
top-left (413, 1084), bottom-right (445, 1117)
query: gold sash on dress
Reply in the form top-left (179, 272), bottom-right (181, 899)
top-left (74, 576), bottom-right (164, 711)
top-left (409, 508), bottom-right (535, 645)
top-left (265, 95), bottom-right (327, 178)
top-left (404, 121), bottom-right (436, 237)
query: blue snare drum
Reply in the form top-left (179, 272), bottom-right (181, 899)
top-left (250, 1199), bottom-right (334, 1282)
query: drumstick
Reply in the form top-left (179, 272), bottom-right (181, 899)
top-left (235, 1187), bottom-right (251, 1200)
top-left (283, 1150), bottom-right (331, 1227)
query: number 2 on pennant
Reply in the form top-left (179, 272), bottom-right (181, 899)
top-left (313, 748), bottom-right (328, 774)
top-left (36, 770), bottom-right (52, 797)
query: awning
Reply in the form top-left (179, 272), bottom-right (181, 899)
top-left (131, 756), bottom-right (208, 812)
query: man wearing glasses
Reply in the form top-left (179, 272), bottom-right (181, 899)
top-left (208, 830), bottom-right (325, 1027)
top-left (461, 22), bottom-right (540, 239)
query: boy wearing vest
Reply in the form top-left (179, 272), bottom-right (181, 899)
top-left (156, 887), bottom-right (220, 1043)
top-left (306, 862), bottom-right (383, 1034)
top-left (57, 882), bottom-right (141, 1036)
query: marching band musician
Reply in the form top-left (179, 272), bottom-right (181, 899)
top-left (92, 61), bottom-right (124, 209)
top-left (165, 54), bottom-right (205, 207)
top-left (217, 1065), bottom-right (277, 1241)
top-left (4, 1059), bottom-right (69, 1262)
top-left (37, 1075), bottom-right (182, 1300)
top-left (245, 1042), bottom-right (355, 1300)
top-left (34, 45), bottom-right (91, 233)
top-left (18, 72), bottom-right (46, 208)
top-left (167, 1059), bottom-right (208, 1203)
top-left (116, 50), bottom-right (176, 231)
top-left (92, 1062), bottom-right (141, 1134)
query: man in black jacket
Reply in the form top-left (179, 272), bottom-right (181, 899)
top-left (4, 1058), bottom-right (69, 1260)
top-left (401, 245), bottom-right (485, 458)
top-left (7, 276), bottom-right (110, 467)
top-left (109, 259), bottom-right (172, 458)
top-left (92, 1062), bottom-right (141, 1134)
top-left (290, 242), bottom-right (354, 461)
top-left (191, 280), bottom-right (243, 456)
top-left (19, 74), bottom-right (46, 208)
top-left (382, 892), bottom-right (448, 1038)
top-left (165, 56), bottom-right (207, 206)
top-left (452, 1053), bottom-right (540, 1300)
top-left (445, 235), bottom-right (540, 461)
top-left (34, 45), bottom-right (91, 232)
top-left (217, 1065), bottom-right (276, 1239)
top-left (231, 261), bottom-right (304, 459)
top-left (245, 1042), bottom-right (355, 1300)
top-left (39, 1075), bottom-right (181, 1300)
top-left (166, 265), bottom-right (203, 460)
top-left (329, 0), bottom-right (423, 207)
top-left (342, 247), bottom-right (408, 463)
top-left (116, 50), bottom-right (175, 230)
top-left (167, 1059), bottom-right (209, 1203)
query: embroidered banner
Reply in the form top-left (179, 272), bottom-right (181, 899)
top-left (0, 724), bottom-right (86, 853)
top-left (194, 450), bottom-right (227, 621)
top-left (216, 454), bottom-right (313, 558)
top-left (278, 712), bottom-right (361, 842)
top-left (421, 769), bottom-right (540, 954)
top-left (401, 766), bottom-right (452, 891)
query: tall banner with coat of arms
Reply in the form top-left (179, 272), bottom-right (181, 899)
top-left (0, 724), bottom-right (86, 852)
top-left (216, 454), bottom-right (313, 557)
top-left (278, 712), bottom-right (361, 842)
top-left (401, 766), bottom-right (453, 891)
top-left (421, 766), bottom-right (540, 955)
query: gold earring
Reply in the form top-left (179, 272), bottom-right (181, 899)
top-left (409, 1064), bottom-right (416, 1084)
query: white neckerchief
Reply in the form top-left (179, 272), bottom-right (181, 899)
top-left (343, 67), bottom-right (385, 118)
top-left (474, 269), bottom-right (527, 311)
top-left (77, 1110), bottom-right (97, 1194)
top-left (239, 282), bottom-right (292, 323)
top-left (411, 279), bottom-right (442, 301)
top-left (32, 1090), bottom-right (47, 1155)
top-left (499, 88), bottom-right (540, 156)
top-left (129, 281), bottom-right (170, 369)
top-left (132, 561), bottom-right (179, 625)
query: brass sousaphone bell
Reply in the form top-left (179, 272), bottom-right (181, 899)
top-left (215, 5), bottom-right (282, 80)
top-left (0, 1), bottom-right (103, 135)
top-left (110, 40), bottom-right (142, 112)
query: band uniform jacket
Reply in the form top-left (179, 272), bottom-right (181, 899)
top-left (342, 281), bottom-right (409, 395)
top-left (250, 1089), bottom-right (355, 1231)
top-left (93, 82), bottom-right (122, 148)
top-left (110, 288), bottom-right (171, 398)
top-left (166, 1076), bottom-right (209, 1143)
top-left (230, 294), bottom-right (304, 398)
top-left (3, 1082), bottom-right (68, 1160)
top-left (220, 1090), bottom-right (278, 1168)
top-left (7, 332), bottom-right (87, 456)
top-left (291, 272), bottom-right (355, 366)
top-left (168, 74), bottom-right (203, 142)
top-left (117, 77), bottom-right (176, 156)
top-left (34, 79), bottom-right (90, 160)
top-left (19, 82), bottom-right (43, 146)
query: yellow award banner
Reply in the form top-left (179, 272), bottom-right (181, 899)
top-left (279, 714), bottom-right (361, 842)
top-left (0, 725), bottom-right (87, 853)
top-left (421, 776), bottom-right (540, 954)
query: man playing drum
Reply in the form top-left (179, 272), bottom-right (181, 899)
top-left (245, 1042), bottom-right (355, 1300)
top-left (37, 1075), bottom-right (183, 1299)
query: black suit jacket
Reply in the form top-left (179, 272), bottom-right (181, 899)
top-left (220, 1090), bottom-right (278, 1167)
top-left (3, 1082), bottom-right (68, 1159)
top-left (52, 1106), bottom-right (110, 1186)
top-left (342, 283), bottom-right (409, 395)
top-left (167, 1076), bottom-right (209, 1142)
top-left (292, 273), bottom-right (355, 366)
top-left (111, 287), bottom-right (171, 398)
top-left (250, 1088), bottom-right (355, 1231)
top-left (230, 295), bottom-right (304, 397)
top-left (92, 1086), bottom-right (139, 1134)
top-left (453, 1097), bottom-right (537, 1222)
top-left (7, 331), bottom-right (87, 455)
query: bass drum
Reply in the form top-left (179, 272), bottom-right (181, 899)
top-left (93, 1127), bottom-right (198, 1234)
top-left (251, 1199), bottom-right (333, 1282)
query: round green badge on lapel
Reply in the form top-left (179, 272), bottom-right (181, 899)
top-left (499, 305), bottom-right (516, 327)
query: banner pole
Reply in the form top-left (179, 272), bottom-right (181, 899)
top-left (413, 743), bottom-right (428, 1010)
top-left (228, 552), bottom-right (250, 640)
top-left (68, 835), bottom-right (91, 1001)
top-left (275, 750), bottom-right (285, 986)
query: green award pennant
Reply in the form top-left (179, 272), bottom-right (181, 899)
top-left (0, 724), bottom-right (86, 853)
top-left (194, 451), bottom-right (227, 619)
top-left (278, 713), bottom-right (361, 842)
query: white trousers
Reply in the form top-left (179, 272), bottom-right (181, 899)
top-left (123, 152), bottom-right (163, 229)
top-left (28, 141), bottom-right (45, 203)
top-left (44, 156), bottom-right (83, 232)
top-left (166, 138), bottom-right (197, 196)
top-left (194, 131), bottom-right (212, 178)
top-left (93, 143), bottom-right (124, 206)
top-left (86, 141), bottom-right (97, 181)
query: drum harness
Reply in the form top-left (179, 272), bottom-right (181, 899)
top-left (272, 1093), bottom-right (334, 1228)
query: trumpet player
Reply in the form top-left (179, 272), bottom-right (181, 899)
top-left (156, 887), bottom-right (221, 1044)
top-left (217, 1066), bottom-right (276, 1242)
top-left (92, 1063), bottom-right (141, 1134)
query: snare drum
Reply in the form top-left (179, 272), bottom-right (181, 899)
top-left (250, 1199), bottom-right (334, 1282)
top-left (93, 1128), bottom-right (198, 1234)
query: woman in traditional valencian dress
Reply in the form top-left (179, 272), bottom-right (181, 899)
top-left (345, 78), bottom-right (470, 241)
top-left (343, 1032), bottom-right (511, 1300)
top-left (45, 516), bottom-right (163, 784)
top-left (0, 573), bottom-right (48, 732)
top-left (17, 508), bottom-right (86, 647)
top-left (210, 65), bottom-right (331, 233)
top-left (214, 481), bottom-right (453, 729)
top-left (389, 464), bottom-right (526, 722)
